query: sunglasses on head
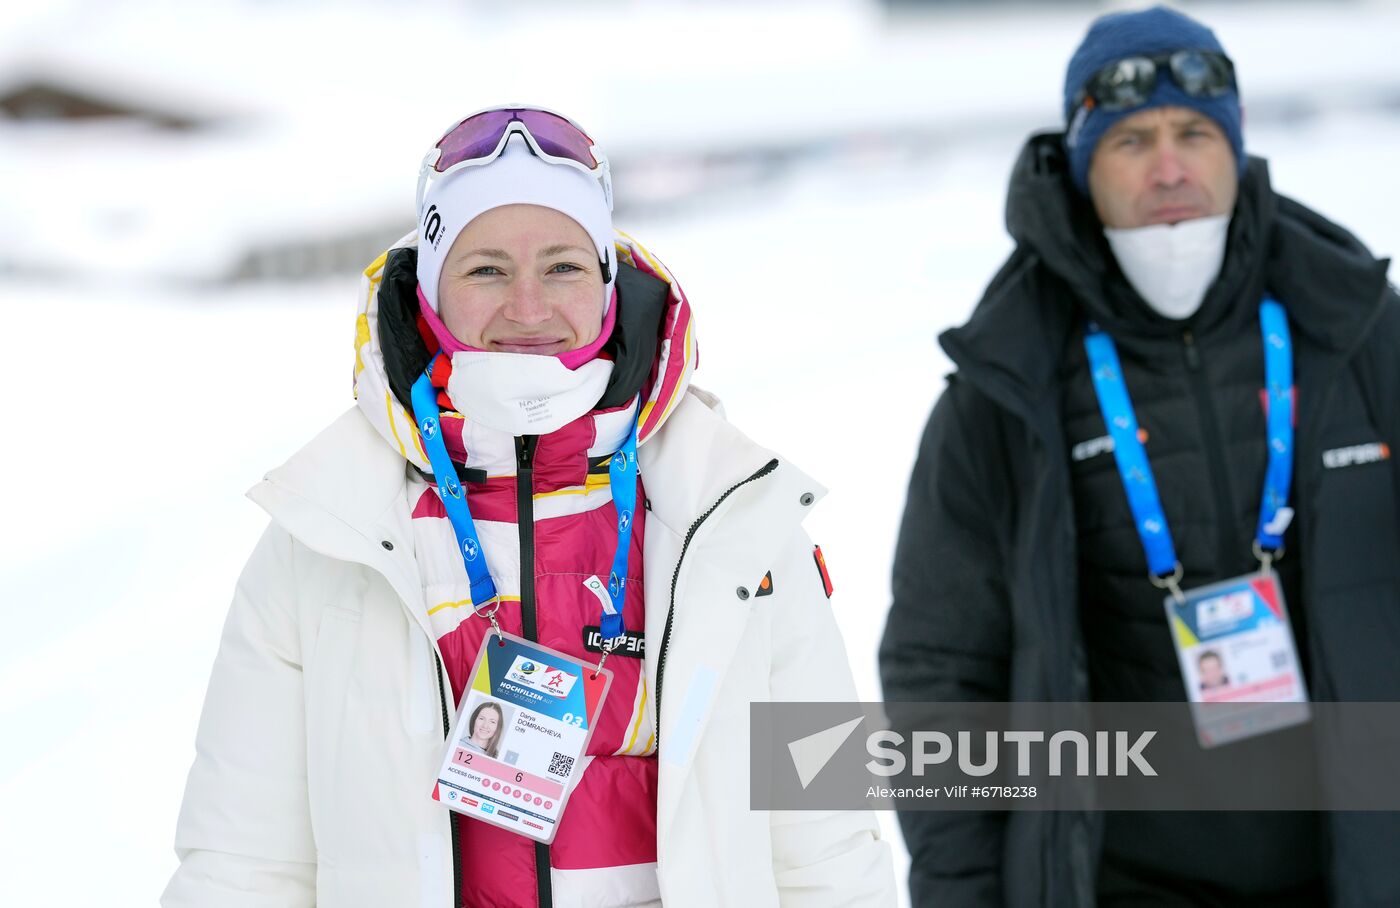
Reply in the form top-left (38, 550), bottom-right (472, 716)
top-left (1074, 49), bottom-right (1236, 114)
top-left (415, 105), bottom-right (612, 213)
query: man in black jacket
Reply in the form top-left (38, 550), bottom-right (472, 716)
top-left (880, 6), bottom-right (1400, 907)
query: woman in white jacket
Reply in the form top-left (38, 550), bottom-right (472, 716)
top-left (165, 106), bottom-right (893, 908)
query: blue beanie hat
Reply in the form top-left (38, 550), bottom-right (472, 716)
top-left (1063, 5), bottom-right (1244, 196)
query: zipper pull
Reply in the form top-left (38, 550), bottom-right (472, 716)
top-left (1182, 330), bottom-right (1201, 371)
top-left (516, 435), bottom-right (536, 470)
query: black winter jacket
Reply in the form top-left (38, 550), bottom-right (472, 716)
top-left (880, 132), bottom-right (1400, 908)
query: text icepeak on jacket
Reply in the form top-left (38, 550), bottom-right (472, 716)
top-left (165, 230), bottom-right (895, 908)
top-left (881, 132), bottom-right (1400, 908)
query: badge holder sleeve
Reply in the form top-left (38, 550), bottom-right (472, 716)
top-left (431, 632), bottom-right (613, 844)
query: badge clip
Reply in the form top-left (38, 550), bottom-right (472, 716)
top-left (1150, 561), bottom-right (1186, 604)
top-left (1252, 539), bottom-right (1285, 576)
top-left (473, 596), bottom-right (504, 642)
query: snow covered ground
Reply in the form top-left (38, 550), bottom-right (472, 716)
top-left (3, 1), bottom-right (1400, 904)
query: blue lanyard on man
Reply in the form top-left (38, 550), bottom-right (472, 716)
top-left (1083, 298), bottom-right (1294, 602)
top-left (409, 353), bottom-right (639, 663)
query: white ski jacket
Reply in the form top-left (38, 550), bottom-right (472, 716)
top-left (164, 388), bottom-right (895, 907)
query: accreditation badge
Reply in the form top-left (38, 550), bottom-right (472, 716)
top-left (1165, 572), bottom-right (1310, 748)
top-left (432, 632), bottom-right (611, 843)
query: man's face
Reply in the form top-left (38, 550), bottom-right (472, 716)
top-left (1199, 654), bottom-right (1226, 689)
top-left (1088, 105), bottom-right (1239, 229)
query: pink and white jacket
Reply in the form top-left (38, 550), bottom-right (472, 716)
top-left (164, 232), bottom-right (895, 908)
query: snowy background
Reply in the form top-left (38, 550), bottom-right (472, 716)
top-left (2, 0), bottom-right (1399, 904)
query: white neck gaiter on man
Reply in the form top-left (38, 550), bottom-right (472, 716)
top-left (1104, 214), bottom-right (1231, 320)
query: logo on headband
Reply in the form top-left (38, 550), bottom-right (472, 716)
top-left (423, 204), bottom-right (443, 249)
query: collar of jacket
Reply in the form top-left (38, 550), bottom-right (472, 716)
top-left (941, 131), bottom-right (1393, 424)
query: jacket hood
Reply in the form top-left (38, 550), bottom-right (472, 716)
top-left (942, 132), bottom-right (1392, 413)
top-left (1267, 193), bottom-right (1394, 352)
top-left (352, 231), bottom-right (698, 473)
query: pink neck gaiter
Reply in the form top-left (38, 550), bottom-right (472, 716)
top-left (417, 285), bottom-right (618, 370)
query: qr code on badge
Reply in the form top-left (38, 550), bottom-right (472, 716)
top-left (548, 752), bottom-right (575, 778)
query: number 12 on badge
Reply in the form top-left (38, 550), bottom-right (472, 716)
top-left (431, 632), bottom-right (612, 843)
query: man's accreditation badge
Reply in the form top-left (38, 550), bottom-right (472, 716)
top-left (432, 632), bottom-right (611, 843)
top-left (1165, 571), bottom-right (1310, 748)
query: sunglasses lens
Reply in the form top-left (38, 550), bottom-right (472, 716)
top-left (1171, 50), bottom-right (1234, 98)
top-left (434, 110), bottom-right (514, 172)
top-left (1090, 56), bottom-right (1158, 111)
top-left (514, 110), bottom-right (599, 169)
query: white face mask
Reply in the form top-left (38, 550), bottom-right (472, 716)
top-left (1104, 214), bottom-right (1231, 320)
top-left (445, 351), bottom-right (614, 436)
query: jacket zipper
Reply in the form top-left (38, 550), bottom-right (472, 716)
top-left (515, 435), bottom-right (552, 908)
top-left (433, 652), bottom-right (464, 908)
top-left (1182, 330), bottom-right (1239, 577)
top-left (517, 436), bottom-right (540, 641)
top-left (654, 458), bottom-right (780, 733)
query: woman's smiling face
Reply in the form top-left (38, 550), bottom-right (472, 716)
top-left (472, 707), bottom-right (500, 740)
top-left (438, 204), bottom-right (605, 355)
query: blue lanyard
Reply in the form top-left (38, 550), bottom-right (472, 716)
top-left (1255, 301), bottom-right (1294, 554)
top-left (409, 354), bottom-right (638, 647)
top-left (1083, 298), bottom-right (1294, 583)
